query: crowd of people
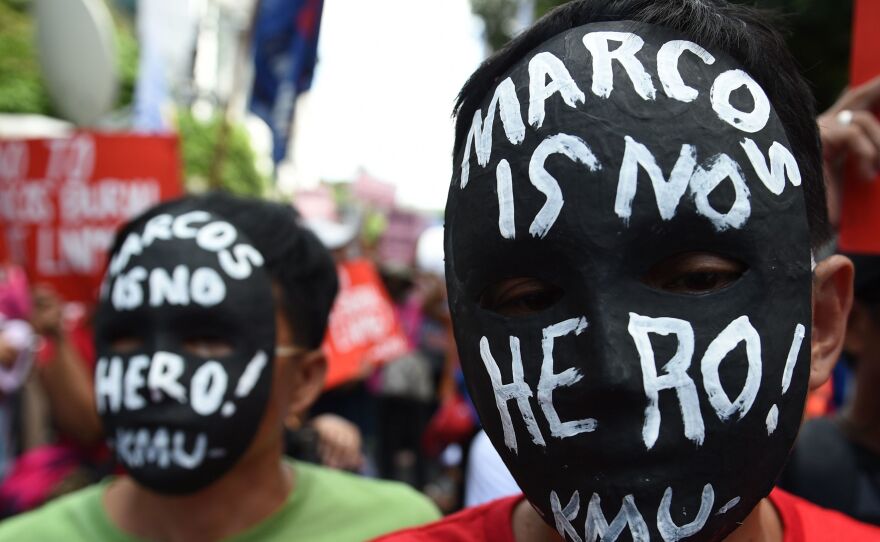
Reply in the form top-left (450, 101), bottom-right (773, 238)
top-left (0, 0), bottom-right (880, 540)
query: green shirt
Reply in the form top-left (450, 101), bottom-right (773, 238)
top-left (0, 461), bottom-right (440, 541)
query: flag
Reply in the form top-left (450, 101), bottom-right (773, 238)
top-left (250, 0), bottom-right (324, 165)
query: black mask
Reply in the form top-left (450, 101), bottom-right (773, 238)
top-left (446, 21), bottom-right (812, 542)
top-left (94, 203), bottom-right (276, 494)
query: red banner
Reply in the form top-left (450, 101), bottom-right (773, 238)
top-left (840, 0), bottom-right (880, 253)
top-left (0, 133), bottom-right (183, 303)
top-left (323, 258), bottom-right (409, 389)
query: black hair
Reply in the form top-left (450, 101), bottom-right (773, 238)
top-left (108, 192), bottom-right (338, 350)
top-left (452, 0), bottom-right (831, 249)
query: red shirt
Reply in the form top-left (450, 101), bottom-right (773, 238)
top-left (374, 488), bottom-right (880, 541)
top-left (772, 487), bottom-right (880, 541)
top-left (374, 494), bottom-right (520, 542)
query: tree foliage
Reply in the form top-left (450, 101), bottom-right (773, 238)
top-left (471, 0), bottom-right (521, 53)
top-left (0, 0), bottom-right (54, 114)
top-left (114, 11), bottom-right (139, 110)
top-left (176, 111), bottom-right (270, 197)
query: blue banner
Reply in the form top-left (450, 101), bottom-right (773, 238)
top-left (250, 0), bottom-right (324, 164)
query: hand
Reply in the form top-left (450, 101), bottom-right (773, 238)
top-left (310, 413), bottom-right (364, 471)
top-left (30, 286), bottom-right (64, 339)
top-left (818, 74), bottom-right (880, 227)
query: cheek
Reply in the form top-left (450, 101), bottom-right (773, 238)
top-left (266, 358), bottom-right (293, 414)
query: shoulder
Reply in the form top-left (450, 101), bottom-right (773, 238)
top-left (292, 461), bottom-right (440, 524)
top-left (770, 488), bottom-right (880, 542)
top-left (273, 461), bottom-right (440, 541)
top-left (373, 495), bottom-right (523, 542)
top-left (0, 484), bottom-right (107, 541)
top-left (294, 462), bottom-right (440, 521)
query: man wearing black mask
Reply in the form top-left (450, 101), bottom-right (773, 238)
top-left (0, 193), bottom-right (438, 541)
top-left (378, 1), bottom-right (879, 540)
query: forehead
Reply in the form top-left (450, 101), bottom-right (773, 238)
top-left (97, 208), bottom-right (275, 328)
top-left (446, 21), bottom-right (808, 281)
top-left (107, 210), bottom-right (245, 280)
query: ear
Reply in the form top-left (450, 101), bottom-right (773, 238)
top-left (810, 255), bottom-right (854, 390)
top-left (283, 349), bottom-right (327, 429)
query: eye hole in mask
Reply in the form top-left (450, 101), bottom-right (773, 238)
top-left (182, 336), bottom-right (234, 359)
top-left (480, 277), bottom-right (564, 317)
top-left (109, 335), bottom-right (145, 354)
top-left (642, 251), bottom-right (747, 295)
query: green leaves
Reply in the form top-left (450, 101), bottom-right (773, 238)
top-left (177, 111), bottom-right (270, 197)
top-left (0, 0), bottom-right (54, 114)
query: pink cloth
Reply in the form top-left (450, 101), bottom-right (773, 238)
top-left (0, 266), bottom-right (30, 321)
top-left (0, 318), bottom-right (34, 393)
top-left (0, 445), bottom-right (82, 517)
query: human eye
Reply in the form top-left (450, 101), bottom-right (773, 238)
top-left (480, 277), bottom-right (564, 317)
top-left (643, 252), bottom-right (746, 295)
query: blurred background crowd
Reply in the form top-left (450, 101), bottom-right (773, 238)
top-left (0, 0), bottom-right (878, 528)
